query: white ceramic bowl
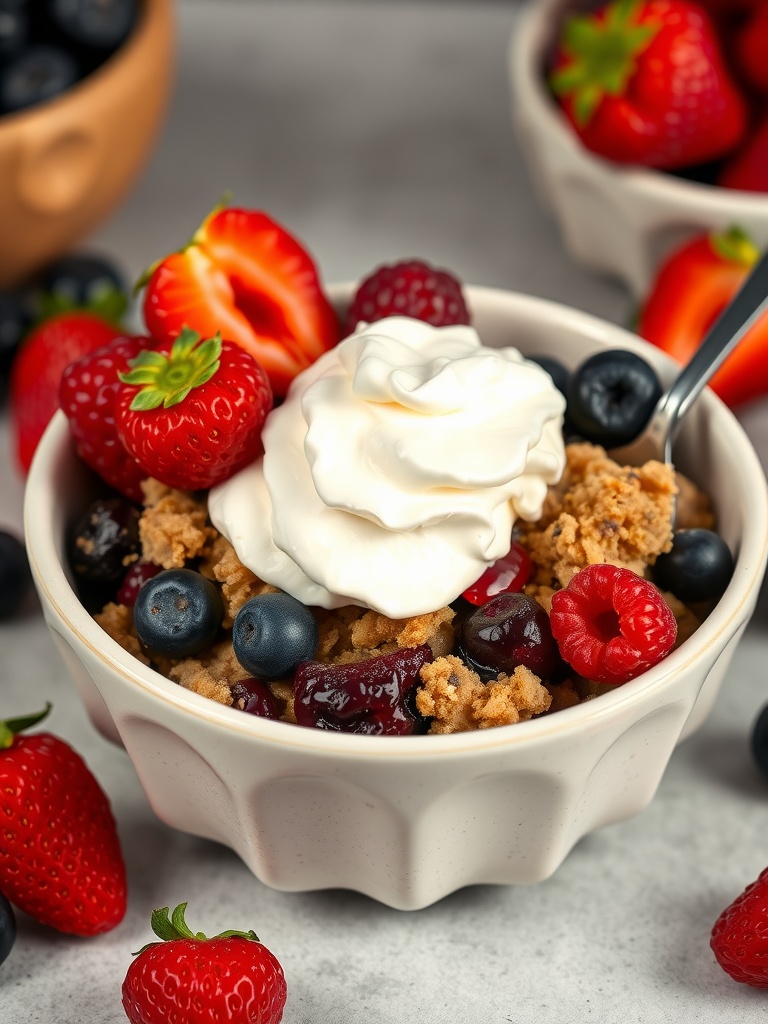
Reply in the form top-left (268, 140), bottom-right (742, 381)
top-left (24, 285), bottom-right (768, 910)
top-left (509, 0), bottom-right (768, 298)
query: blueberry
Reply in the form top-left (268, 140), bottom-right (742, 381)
top-left (37, 252), bottom-right (127, 321)
top-left (530, 355), bottom-right (570, 398)
top-left (45, 0), bottom-right (137, 51)
top-left (0, 1), bottom-right (27, 56)
top-left (0, 45), bottom-right (79, 115)
top-left (233, 593), bottom-right (318, 679)
top-left (0, 891), bottom-right (15, 968)
top-left (0, 290), bottom-right (34, 390)
top-left (752, 704), bottom-right (768, 780)
top-left (133, 569), bottom-right (224, 659)
top-left (68, 498), bottom-right (141, 586)
top-left (651, 529), bottom-right (734, 603)
top-left (0, 530), bottom-right (31, 621)
top-left (567, 349), bottom-right (662, 449)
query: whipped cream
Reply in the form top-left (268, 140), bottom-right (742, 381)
top-left (209, 317), bottom-right (566, 617)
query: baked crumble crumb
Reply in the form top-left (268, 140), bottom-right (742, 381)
top-left (94, 602), bottom-right (150, 666)
top-left (138, 480), bottom-right (214, 568)
top-left (518, 442), bottom-right (677, 587)
top-left (416, 656), bottom-right (551, 734)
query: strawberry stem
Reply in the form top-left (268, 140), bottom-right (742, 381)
top-left (133, 902), bottom-right (260, 955)
top-left (118, 328), bottom-right (222, 410)
top-left (0, 703), bottom-right (52, 750)
top-left (550, 0), bottom-right (661, 126)
top-left (710, 226), bottom-right (761, 267)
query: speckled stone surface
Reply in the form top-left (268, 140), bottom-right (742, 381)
top-left (3, 1), bottom-right (768, 1021)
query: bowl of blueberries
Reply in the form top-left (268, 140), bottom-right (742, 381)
top-left (0, 0), bottom-right (174, 288)
top-left (22, 283), bottom-right (768, 909)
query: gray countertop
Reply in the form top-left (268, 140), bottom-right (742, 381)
top-left (3, 1), bottom-right (768, 1021)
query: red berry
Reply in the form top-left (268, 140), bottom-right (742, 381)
top-left (122, 903), bottom-right (287, 1024)
top-left (345, 259), bottom-right (470, 334)
top-left (0, 705), bottom-right (126, 936)
top-left (461, 542), bottom-right (532, 606)
top-left (549, 564), bottom-right (677, 685)
top-left (117, 562), bottom-right (162, 607)
top-left (59, 335), bottom-right (150, 501)
top-left (115, 328), bottom-right (273, 491)
top-left (10, 312), bottom-right (122, 474)
top-left (711, 867), bottom-right (768, 987)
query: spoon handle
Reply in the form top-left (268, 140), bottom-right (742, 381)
top-left (658, 247), bottom-right (768, 445)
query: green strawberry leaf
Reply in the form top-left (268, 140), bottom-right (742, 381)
top-left (0, 703), bottom-right (52, 749)
top-left (711, 226), bottom-right (761, 267)
top-left (132, 902), bottom-right (260, 956)
top-left (118, 328), bottom-right (222, 411)
top-left (550, 0), bottom-right (661, 126)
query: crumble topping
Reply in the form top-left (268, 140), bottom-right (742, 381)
top-left (519, 443), bottom-right (677, 588)
top-left (88, 440), bottom-right (717, 734)
top-left (416, 656), bottom-right (551, 733)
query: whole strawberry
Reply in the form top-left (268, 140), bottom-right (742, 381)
top-left (115, 328), bottom-right (273, 491)
top-left (0, 705), bottom-right (126, 936)
top-left (550, 0), bottom-right (746, 170)
top-left (122, 903), bottom-right (287, 1024)
top-left (10, 311), bottom-right (122, 473)
top-left (711, 866), bottom-right (768, 987)
top-left (59, 335), bottom-right (151, 502)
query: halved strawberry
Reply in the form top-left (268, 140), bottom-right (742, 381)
top-left (142, 206), bottom-right (340, 396)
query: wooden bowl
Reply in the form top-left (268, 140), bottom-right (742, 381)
top-left (0, 0), bottom-right (175, 289)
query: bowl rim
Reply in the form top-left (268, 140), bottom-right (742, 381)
top-left (509, 0), bottom-right (768, 209)
top-left (0, 0), bottom-right (172, 134)
top-left (24, 284), bottom-right (768, 760)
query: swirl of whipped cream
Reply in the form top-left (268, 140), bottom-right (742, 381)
top-left (209, 317), bottom-right (566, 617)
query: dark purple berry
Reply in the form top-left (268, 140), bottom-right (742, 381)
top-left (0, 891), bottom-right (15, 967)
top-left (294, 645), bottom-right (433, 735)
top-left (116, 561), bottom-right (161, 608)
top-left (133, 569), bottom-right (223, 659)
top-left (232, 593), bottom-right (318, 679)
top-left (230, 678), bottom-right (280, 721)
top-left (68, 497), bottom-right (140, 586)
top-left (567, 349), bottom-right (662, 449)
top-left (0, 530), bottom-right (31, 621)
top-left (651, 529), bottom-right (734, 603)
top-left (530, 355), bottom-right (570, 398)
top-left (0, 45), bottom-right (79, 115)
top-left (460, 592), bottom-right (561, 681)
top-left (751, 703), bottom-right (768, 780)
top-left (37, 252), bottom-right (127, 321)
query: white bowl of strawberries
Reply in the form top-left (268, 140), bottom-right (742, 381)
top-left (510, 0), bottom-right (768, 298)
top-left (23, 204), bottom-right (768, 909)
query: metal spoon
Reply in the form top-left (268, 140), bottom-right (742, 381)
top-left (610, 247), bottom-right (768, 470)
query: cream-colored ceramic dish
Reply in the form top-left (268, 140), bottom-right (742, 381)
top-left (24, 285), bottom-right (768, 910)
top-left (0, 0), bottom-right (174, 289)
top-left (509, 0), bottom-right (768, 298)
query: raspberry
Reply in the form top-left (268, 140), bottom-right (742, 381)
top-left (344, 259), bottom-right (470, 334)
top-left (549, 564), bottom-right (677, 685)
top-left (711, 867), bottom-right (768, 988)
top-left (59, 336), bottom-right (149, 501)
